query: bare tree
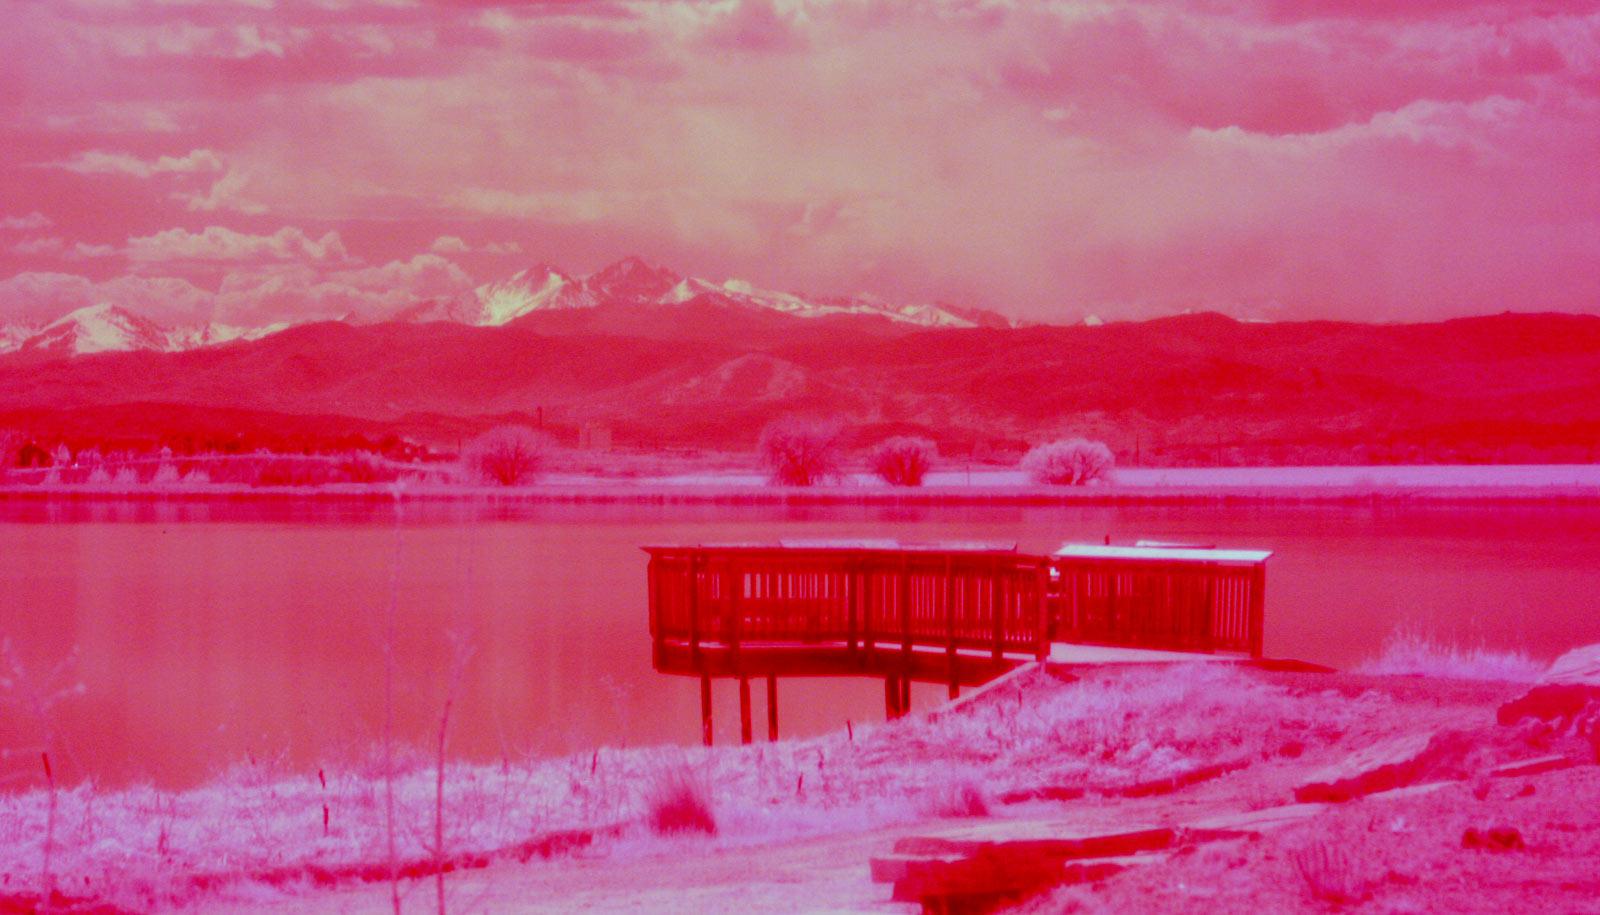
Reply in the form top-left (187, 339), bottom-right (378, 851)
top-left (1021, 438), bottom-right (1115, 485)
top-left (872, 437), bottom-right (938, 487)
top-left (461, 425), bottom-right (553, 486)
top-left (0, 430), bottom-right (22, 481)
top-left (758, 417), bottom-right (843, 486)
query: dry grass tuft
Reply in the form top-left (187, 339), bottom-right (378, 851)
top-left (645, 767), bottom-right (716, 837)
top-left (1289, 840), bottom-right (1365, 907)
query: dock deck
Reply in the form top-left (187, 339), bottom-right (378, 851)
top-left (644, 540), bottom-right (1272, 744)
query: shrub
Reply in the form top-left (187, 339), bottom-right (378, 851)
top-left (872, 437), bottom-right (937, 487)
top-left (1288, 840), bottom-right (1365, 906)
top-left (336, 452), bottom-right (384, 484)
top-left (1021, 438), bottom-right (1115, 485)
top-left (758, 417), bottom-right (842, 487)
top-left (461, 425), bottom-right (553, 486)
top-left (151, 463), bottom-right (181, 487)
top-left (0, 430), bottom-right (22, 480)
top-left (645, 767), bottom-right (716, 836)
top-left (112, 467), bottom-right (140, 486)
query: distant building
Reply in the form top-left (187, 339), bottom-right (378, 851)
top-left (579, 422), bottom-right (613, 451)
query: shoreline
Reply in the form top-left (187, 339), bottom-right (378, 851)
top-left (4, 483), bottom-right (1600, 508)
top-left (3, 654), bottom-right (1595, 914)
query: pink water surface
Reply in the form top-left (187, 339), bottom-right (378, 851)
top-left (2, 499), bottom-right (1598, 789)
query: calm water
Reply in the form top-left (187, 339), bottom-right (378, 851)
top-left (3, 498), bottom-right (1599, 788)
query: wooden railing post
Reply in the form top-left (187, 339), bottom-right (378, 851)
top-left (945, 556), bottom-right (959, 699)
top-left (726, 558), bottom-right (741, 655)
top-left (846, 562), bottom-right (859, 655)
top-left (991, 563), bottom-right (1005, 661)
top-left (899, 556), bottom-right (913, 658)
top-left (1035, 560), bottom-right (1050, 660)
top-left (647, 555), bottom-right (662, 668)
top-left (1248, 562), bottom-right (1266, 658)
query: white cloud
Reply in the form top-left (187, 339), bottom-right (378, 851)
top-left (176, 168), bottom-right (268, 214)
top-left (0, 272), bottom-right (213, 326)
top-left (10, 237), bottom-right (117, 259)
top-left (0, 212), bottom-right (54, 231)
top-left (49, 148), bottom-right (225, 178)
top-left (429, 235), bottom-right (524, 255)
top-left (126, 226), bottom-right (350, 264)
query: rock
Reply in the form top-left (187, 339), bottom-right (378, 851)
top-left (1294, 732), bottom-right (1436, 803)
top-left (1498, 643), bottom-right (1600, 726)
top-left (1462, 826), bottom-right (1524, 851)
top-left (1486, 755), bottom-right (1574, 779)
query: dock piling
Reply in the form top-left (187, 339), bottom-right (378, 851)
top-left (699, 674), bottom-right (713, 746)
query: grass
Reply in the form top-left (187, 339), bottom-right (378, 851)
top-left (0, 659), bottom-right (1515, 911)
top-left (645, 766), bottom-right (717, 836)
top-left (1356, 631), bottom-right (1544, 684)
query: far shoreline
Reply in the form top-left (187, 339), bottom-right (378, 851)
top-left (3, 462), bottom-right (1600, 507)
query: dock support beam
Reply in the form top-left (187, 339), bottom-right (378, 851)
top-left (766, 675), bottom-right (778, 741)
top-left (700, 674), bottom-right (713, 746)
top-left (884, 676), bottom-right (900, 719)
top-left (738, 675), bottom-right (753, 745)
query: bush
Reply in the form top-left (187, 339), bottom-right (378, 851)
top-left (872, 437), bottom-right (937, 487)
top-left (645, 767), bottom-right (716, 836)
top-left (1021, 438), bottom-right (1115, 485)
top-left (461, 425), bottom-right (553, 486)
top-left (758, 417), bottom-right (842, 486)
top-left (0, 431), bottom-right (21, 480)
top-left (336, 452), bottom-right (385, 484)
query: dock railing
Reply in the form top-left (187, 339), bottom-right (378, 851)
top-left (644, 540), bottom-right (1269, 743)
top-left (646, 542), bottom-right (1053, 668)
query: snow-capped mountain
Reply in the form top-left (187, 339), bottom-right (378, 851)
top-left (427, 257), bottom-right (1014, 330)
top-left (0, 257), bottom-right (1016, 359)
top-left (0, 303), bottom-right (288, 357)
top-left (16, 304), bottom-right (174, 356)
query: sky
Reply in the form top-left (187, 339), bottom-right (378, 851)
top-left (1, 0), bottom-right (1598, 328)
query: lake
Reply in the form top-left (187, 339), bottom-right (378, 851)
top-left (3, 498), bottom-right (1598, 789)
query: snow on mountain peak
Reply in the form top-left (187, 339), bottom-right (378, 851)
top-left (585, 257), bottom-right (681, 304)
top-left (474, 262), bottom-right (589, 326)
top-left (0, 303), bottom-right (291, 358)
top-left (23, 303), bottom-right (173, 355)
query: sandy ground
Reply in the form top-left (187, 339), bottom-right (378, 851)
top-left (162, 668), bottom-right (1600, 915)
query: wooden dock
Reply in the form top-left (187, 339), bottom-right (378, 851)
top-left (644, 540), bottom-right (1270, 745)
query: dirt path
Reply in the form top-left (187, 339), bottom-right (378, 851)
top-left (184, 821), bottom-right (940, 915)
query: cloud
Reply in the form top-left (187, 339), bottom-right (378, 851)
top-left (0, 271), bottom-right (213, 326)
top-left (699, 0), bottom-right (807, 54)
top-left (4, 0), bottom-right (1599, 323)
top-left (125, 226), bottom-right (350, 264)
top-left (429, 235), bottom-right (522, 255)
top-left (49, 148), bottom-right (224, 178)
top-left (210, 253), bottom-right (474, 325)
top-left (10, 237), bottom-right (117, 259)
top-left (175, 168), bottom-right (268, 214)
top-left (0, 212), bottom-right (54, 231)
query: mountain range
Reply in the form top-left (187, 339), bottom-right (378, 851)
top-left (1, 289), bottom-right (1598, 464)
top-left (0, 257), bottom-right (1015, 358)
